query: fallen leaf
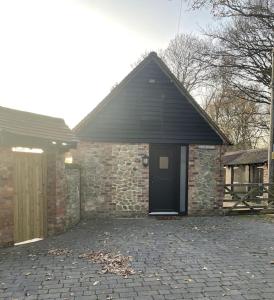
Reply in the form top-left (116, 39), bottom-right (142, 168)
top-left (47, 248), bottom-right (72, 256)
top-left (79, 251), bottom-right (135, 277)
top-left (45, 277), bottom-right (52, 281)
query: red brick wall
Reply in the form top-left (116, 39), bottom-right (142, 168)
top-left (0, 147), bottom-right (14, 246)
top-left (65, 165), bottom-right (81, 229)
top-left (47, 153), bottom-right (66, 235)
top-left (263, 162), bottom-right (269, 183)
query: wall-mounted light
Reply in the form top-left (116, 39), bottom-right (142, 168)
top-left (142, 154), bottom-right (149, 167)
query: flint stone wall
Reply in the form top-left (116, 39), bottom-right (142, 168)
top-left (73, 142), bottom-right (149, 217)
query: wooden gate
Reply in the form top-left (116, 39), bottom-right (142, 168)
top-left (223, 183), bottom-right (274, 214)
top-left (14, 152), bottom-right (47, 243)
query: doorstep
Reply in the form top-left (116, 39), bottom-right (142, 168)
top-left (149, 212), bottom-right (179, 216)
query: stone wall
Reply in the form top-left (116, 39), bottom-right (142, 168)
top-left (0, 147), bottom-right (14, 246)
top-left (74, 141), bottom-right (225, 217)
top-left (188, 145), bottom-right (225, 215)
top-left (73, 141), bottom-right (149, 217)
top-left (65, 164), bottom-right (81, 229)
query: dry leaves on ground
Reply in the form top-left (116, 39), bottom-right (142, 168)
top-left (79, 251), bottom-right (135, 277)
top-left (47, 248), bottom-right (72, 256)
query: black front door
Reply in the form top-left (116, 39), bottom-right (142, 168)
top-left (149, 144), bottom-right (180, 213)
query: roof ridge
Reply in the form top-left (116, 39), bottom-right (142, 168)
top-left (0, 106), bottom-right (65, 121)
top-left (225, 148), bottom-right (267, 156)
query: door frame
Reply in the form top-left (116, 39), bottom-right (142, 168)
top-left (148, 144), bottom-right (189, 215)
top-left (180, 145), bottom-right (189, 216)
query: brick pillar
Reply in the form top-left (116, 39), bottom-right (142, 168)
top-left (47, 152), bottom-right (66, 235)
top-left (188, 145), bottom-right (225, 215)
top-left (263, 162), bottom-right (269, 183)
top-left (0, 147), bottom-right (14, 246)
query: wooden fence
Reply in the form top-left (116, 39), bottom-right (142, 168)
top-left (223, 183), bottom-right (274, 214)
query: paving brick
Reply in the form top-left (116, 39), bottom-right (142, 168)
top-left (1, 216), bottom-right (274, 300)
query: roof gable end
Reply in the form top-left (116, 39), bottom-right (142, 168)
top-left (74, 52), bottom-right (230, 145)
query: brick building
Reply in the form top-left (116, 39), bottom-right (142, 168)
top-left (0, 106), bottom-right (79, 247)
top-left (73, 52), bottom-right (230, 217)
top-left (224, 148), bottom-right (268, 185)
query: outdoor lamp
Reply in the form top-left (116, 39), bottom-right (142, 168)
top-left (142, 154), bottom-right (149, 167)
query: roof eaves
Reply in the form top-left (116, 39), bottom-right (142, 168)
top-left (224, 149), bottom-right (268, 165)
top-left (0, 106), bottom-right (77, 144)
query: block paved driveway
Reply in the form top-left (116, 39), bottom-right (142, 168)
top-left (1, 216), bottom-right (274, 300)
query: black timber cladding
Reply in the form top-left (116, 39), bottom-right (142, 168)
top-left (75, 54), bottom-right (228, 144)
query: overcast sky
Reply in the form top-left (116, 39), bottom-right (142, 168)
top-left (0, 0), bottom-right (213, 128)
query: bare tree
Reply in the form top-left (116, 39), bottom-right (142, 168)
top-left (162, 34), bottom-right (211, 93)
top-left (188, 0), bottom-right (274, 27)
top-left (185, 0), bottom-right (273, 149)
top-left (133, 34), bottom-right (211, 94)
top-left (204, 83), bottom-right (269, 149)
top-left (186, 0), bottom-right (274, 105)
top-left (201, 17), bottom-right (272, 105)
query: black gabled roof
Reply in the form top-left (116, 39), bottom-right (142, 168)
top-left (74, 52), bottom-right (230, 145)
top-left (224, 148), bottom-right (268, 166)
